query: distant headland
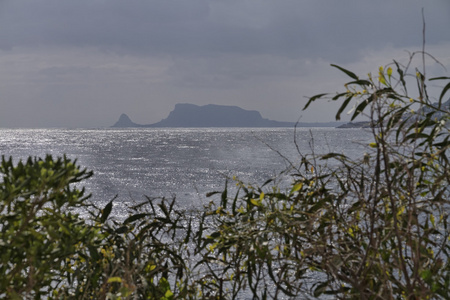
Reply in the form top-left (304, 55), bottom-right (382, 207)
top-left (336, 98), bottom-right (450, 128)
top-left (112, 103), bottom-right (341, 128)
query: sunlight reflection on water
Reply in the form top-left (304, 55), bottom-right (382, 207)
top-left (0, 127), bottom-right (372, 216)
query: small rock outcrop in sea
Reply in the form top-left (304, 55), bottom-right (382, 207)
top-left (112, 113), bottom-right (142, 128)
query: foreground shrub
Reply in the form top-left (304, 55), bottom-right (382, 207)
top-left (0, 155), bottom-right (196, 299)
top-left (200, 55), bottom-right (450, 298)
top-left (0, 156), bottom-right (97, 298)
top-left (0, 51), bottom-right (448, 299)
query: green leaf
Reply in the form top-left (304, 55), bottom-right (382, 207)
top-left (320, 153), bottom-right (347, 160)
top-left (107, 277), bottom-right (122, 283)
top-left (123, 213), bottom-right (149, 224)
top-left (394, 60), bottom-right (407, 93)
top-left (115, 226), bottom-right (128, 234)
top-left (350, 88), bottom-right (392, 121)
top-left (250, 198), bottom-right (261, 206)
top-left (159, 202), bottom-right (170, 218)
top-left (437, 81), bottom-right (450, 103)
top-left (429, 76), bottom-right (450, 81)
top-left (290, 182), bottom-right (303, 194)
top-left (335, 95), bottom-right (353, 121)
top-left (165, 290), bottom-right (174, 299)
top-left (346, 79), bottom-right (372, 86)
top-left (100, 198), bottom-right (114, 223)
top-left (261, 178), bottom-right (273, 187)
top-left (313, 281), bottom-right (329, 297)
top-left (88, 245), bottom-right (100, 261)
top-left (332, 92), bottom-right (350, 100)
top-left (331, 64), bottom-right (359, 80)
top-left (303, 93), bottom-right (328, 110)
top-left (420, 269), bottom-right (432, 282)
top-left (351, 98), bottom-right (372, 121)
top-left (205, 191), bottom-right (221, 197)
top-left (221, 181), bottom-right (228, 209)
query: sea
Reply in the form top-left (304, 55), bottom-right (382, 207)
top-left (0, 127), bottom-right (373, 216)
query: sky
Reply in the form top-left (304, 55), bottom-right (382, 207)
top-left (0, 0), bottom-right (449, 128)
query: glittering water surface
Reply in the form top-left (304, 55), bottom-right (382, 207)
top-left (0, 128), bottom-right (372, 212)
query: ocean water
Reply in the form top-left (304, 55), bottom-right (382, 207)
top-left (0, 127), bottom-right (373, 213)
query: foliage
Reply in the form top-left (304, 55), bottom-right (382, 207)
top-left (0, 52), bottom-right (449, 299)
top-left (200, 54), bottom-right (450, 299)
top-left (295, 58), bottom-right (450, 298)
top-left (0, 155), bottom-right (194, 299)
top-left (0, 156), bottom-right (96, 298)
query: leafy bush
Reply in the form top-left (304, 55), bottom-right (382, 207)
top-left (0, 51), bottom-right (448, 299)
top-left (0, 155), bottom-right (194, 299)
top-left (0, 156), bottom-right (96, 298)
top-left (199, 54), bottom-right (450, 298)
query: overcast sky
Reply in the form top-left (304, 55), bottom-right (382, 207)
top-left (0, 0), bottom-right (449, 128)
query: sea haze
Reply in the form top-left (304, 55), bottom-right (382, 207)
top-left (0, 128), bottom-right (372, 216)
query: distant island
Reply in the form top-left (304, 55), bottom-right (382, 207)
top-left (337, 121), bottom-right (373, 128)
top-left (112, 103), bottom-right (342, 128)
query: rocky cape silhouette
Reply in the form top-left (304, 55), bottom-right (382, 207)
top-left (112, 103), bottom-right (339, 128)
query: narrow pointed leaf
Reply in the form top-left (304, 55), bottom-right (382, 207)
top-left (221, 181), bottom-right (228, 209)
top-left (346, 79), bottom-right (372, 86)
top-left (394, 60), bottom-right (407, 93)
top-left (290, 182), bottom-right (303, 194)
top-left (335, 95), bottom-right (353, 120)
top-left (351, 98), bottom-right (371, 121)
top-left (124, 213), bottom-right (149, 224)
top-left (331, 64), bottom-right (359, 80)
top-left (320, 153), bottom-right (347, 160)
top-left (332, 92), bottom-right (349, 100)
top-left (101, 198), bottom-right (114, 223)
top-left (429, 76), bottom-right (450, 81)
top-left (205, 191), bottom-right (220, 197)
top-left (437, 81), bottom-right (450, 103)
top-left (303, 93), bottom-right (328, 110)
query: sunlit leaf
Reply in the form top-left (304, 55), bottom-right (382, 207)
top-left (379, 74), bottom-right (387, 85)
top-left (107, 277), bottom-right (122, 283)
top-left (387, 67), bottom-right (392, 79)
top-left (290, 183), bottom-right (303, 194)
top-left (250, 198), bottom-right (261, 206)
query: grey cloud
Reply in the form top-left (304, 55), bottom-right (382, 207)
top-left (1, 0), bottom-right (448, 61)
top-left (0, 1), bottom-right (210, 51)
top-left (165, 55), bottom-right (307, 90)
top-left (39, 66), bottom-right (93, 78)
